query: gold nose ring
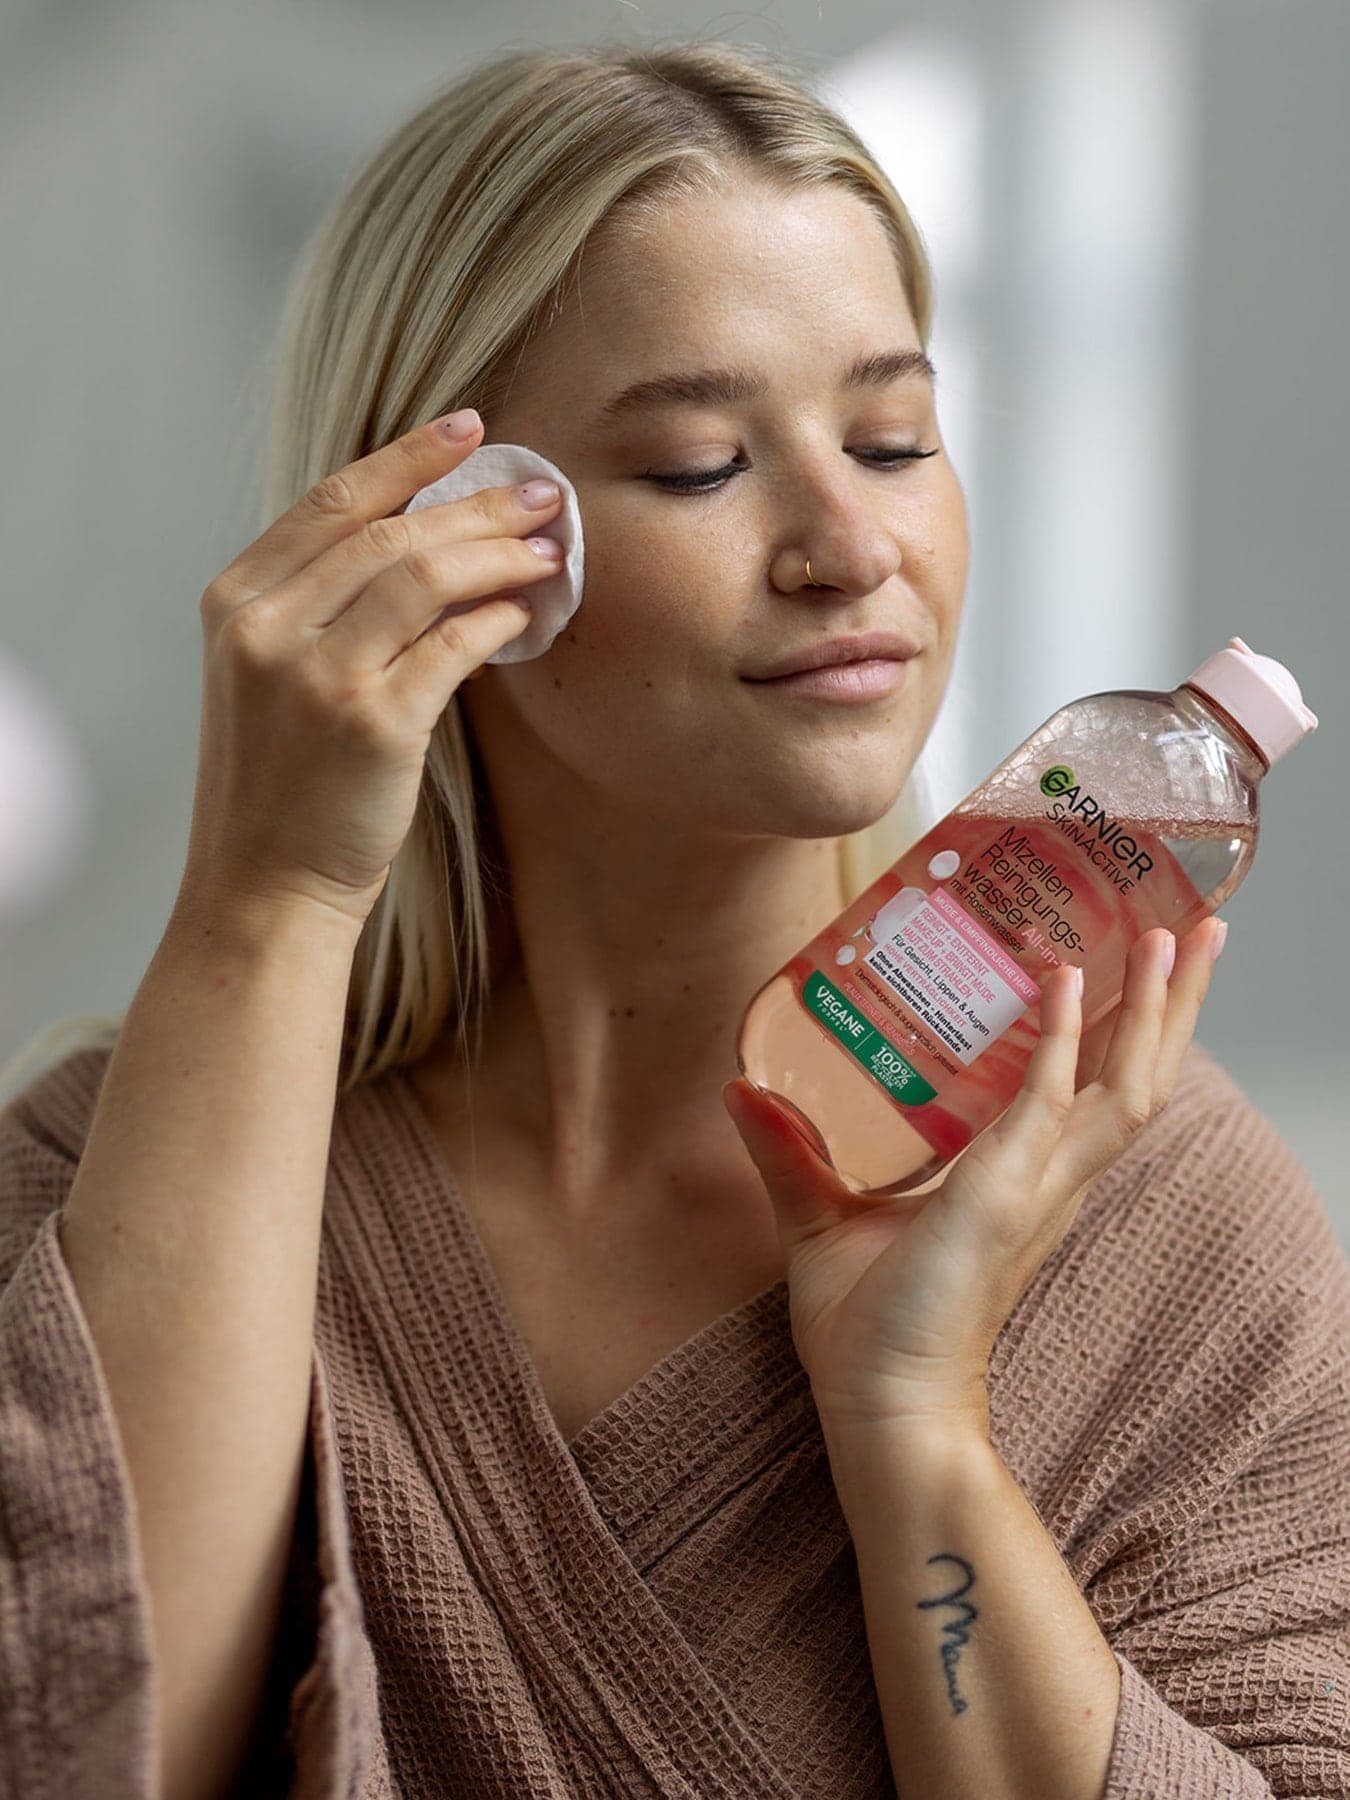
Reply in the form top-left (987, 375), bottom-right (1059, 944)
top-left (805, 556), bottom-right (818, 586)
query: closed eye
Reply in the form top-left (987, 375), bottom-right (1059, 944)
top-left (643, 446), bottom-right (940, 495)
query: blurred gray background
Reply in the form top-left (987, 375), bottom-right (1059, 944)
top-left (1, 0), bottom-right (1345, 1239)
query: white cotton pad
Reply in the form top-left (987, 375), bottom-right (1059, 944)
top-left (403, 442), bottom-right (584, 665)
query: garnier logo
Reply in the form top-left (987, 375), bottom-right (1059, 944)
top-left (1040, 765), bottom-right (1075, 796)
top-left (1038, 765), bottom-right (1154, 881)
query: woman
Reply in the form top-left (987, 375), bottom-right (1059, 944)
top-left (1, 39), bottom-right (1346, 1800)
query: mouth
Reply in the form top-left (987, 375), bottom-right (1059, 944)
top-left (743, 657), bottom-right (915, 703)
top-left (740, 630), bottom-right (920, 703)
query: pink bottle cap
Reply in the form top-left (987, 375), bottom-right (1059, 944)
top-left (1182, 636), bottom-right (1318, 769)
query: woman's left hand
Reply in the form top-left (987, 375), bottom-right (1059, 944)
top-left (722, 919), bottom-right (1228, 1440)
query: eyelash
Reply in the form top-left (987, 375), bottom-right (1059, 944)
top-left (643, 446), bottom-right (941, 494)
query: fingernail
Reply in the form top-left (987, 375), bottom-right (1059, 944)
top-left (519, 479), bottom-right (560, 509)
top-left (1072, 965), bottom-right (1084, 998)
top-left (438, 408), bottom-right (481, 440)
top-left (525, 536), bottom-right (563, 558)
top-left (1160, 931), bottom-right (1177, 978)
top-left (1209, 919), bottom-right (1229, 961)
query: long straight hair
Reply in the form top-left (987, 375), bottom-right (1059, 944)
top-left (1, 39), bottom-right (942, 1105)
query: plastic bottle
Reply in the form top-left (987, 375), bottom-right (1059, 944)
top-left (735, 637), bottom-right (1318, 1200)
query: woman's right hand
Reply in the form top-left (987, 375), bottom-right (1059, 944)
top-left (176, 410), bottom-right (564, 932)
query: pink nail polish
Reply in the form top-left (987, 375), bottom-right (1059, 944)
top-left (438, 408), bottom-right (480, 440)
top-left (1160, 932), bottom-right (1177, 978)
top-left (1209, 920), bottom-right (1229, 961)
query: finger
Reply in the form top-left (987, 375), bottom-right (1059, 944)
top-left (302, 480), bottom-right (563, 638)
top-left (1074, 1003), bottom-right (1118, 1090)
top-left (1092, 927), bottom-right (1173, 1113)
top-left (323, 532), bottom-right (564, 671)
top-left (381, 594), bottom-right (533, 727)
top-left (970, 961), bottom-right (1083, 1179)
top-left (721, 1079), bottom-right (851, 1245)
top-left (1039, 931), bottom-right (1172, 1201)
top-left (213, 411), bottom-right (487, 604)
top-left (1151, 916), bottom-right (1225, 1099)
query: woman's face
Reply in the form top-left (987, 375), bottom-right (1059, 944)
top-left (465, 175), bottom-right (969, 841)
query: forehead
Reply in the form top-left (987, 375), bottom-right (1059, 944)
top-left (509, 180), bottom-right (917, 405)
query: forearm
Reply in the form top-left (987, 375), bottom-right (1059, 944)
top-left (57, 891), bottom-right (363, 1800)
top-left (820, 1416), bottom-right (1120, 1800)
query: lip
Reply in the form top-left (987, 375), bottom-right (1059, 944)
top-left (742, 629), bottom-right (921, 681)
top-left (745, 657), bottom-right (913, 703)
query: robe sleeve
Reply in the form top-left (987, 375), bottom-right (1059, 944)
top-left (0, 1050), bottom-right (388, 1798)
top-left (1087, 1093), bottom-right (1350, 1798)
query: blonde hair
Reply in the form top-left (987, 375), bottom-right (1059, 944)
top-left (1, 37), bottom-right (942, 1106)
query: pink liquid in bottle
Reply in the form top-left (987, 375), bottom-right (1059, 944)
top-left (735, 638), bottom-right (1318, 1199)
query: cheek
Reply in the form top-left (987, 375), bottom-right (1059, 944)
top-left (560, 501), bottom-right (721, 669)
top-left (905, 468), bottom-right (969, 595)
top-left (943, 467), bottom-right (971, 560)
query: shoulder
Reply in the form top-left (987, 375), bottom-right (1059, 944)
top-left (997, 1037), bottom-right (1350, 1461)
top-left (1070, 1035), bottom-right (1344, 1310)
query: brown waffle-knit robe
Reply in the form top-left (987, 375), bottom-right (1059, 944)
top-left (2, 1039), bottom-right (1347, 1797)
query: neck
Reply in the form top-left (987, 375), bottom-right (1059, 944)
top-left (420, 773), bottom-right (850, 1216)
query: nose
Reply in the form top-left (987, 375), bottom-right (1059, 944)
top-left (781, 529), bottom-right (901, 600)
top-left (771, 447), bottom-right (912, 599)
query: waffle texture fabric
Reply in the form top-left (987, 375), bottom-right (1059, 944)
top-left (2, 1038), bottom-right (1348, 1798)
top-left (403, 443), bottom-right (583, 665)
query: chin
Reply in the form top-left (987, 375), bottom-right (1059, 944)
top-left (750, 781), bottom-right (908, 841)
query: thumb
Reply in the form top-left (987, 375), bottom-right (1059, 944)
top-left (721, 1078), bottom-right (844, 1247)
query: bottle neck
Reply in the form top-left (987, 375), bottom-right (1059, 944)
top-left (1177, 682), bottom-right (1271, 780)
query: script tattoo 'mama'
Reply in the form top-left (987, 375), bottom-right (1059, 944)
top-left (917, 1553), bottom-right (978, 1715)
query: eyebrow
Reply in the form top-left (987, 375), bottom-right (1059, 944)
top-left (588, 345), bottom-right (938, 431)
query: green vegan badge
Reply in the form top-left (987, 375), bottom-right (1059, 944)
top-left (803, 971), bottom-right (937, 1105)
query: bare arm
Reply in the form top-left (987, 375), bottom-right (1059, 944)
top-left (57, 892), bottom-right (361, 1800)
top-left (45, 404), bottom-right (559, 1799)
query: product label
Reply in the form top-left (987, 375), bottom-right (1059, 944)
top-left (861, 885), bottom-right (1041, 1068)
top-left (802, 971), bottom-right (937, 1105)
top-left (787, 769), bottom-right (1212, 1130)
